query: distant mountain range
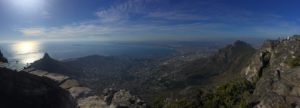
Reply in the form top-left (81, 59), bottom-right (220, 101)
top-left (149, 40), bottom-right (256, 88)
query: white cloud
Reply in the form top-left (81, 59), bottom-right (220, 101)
top-left (19, 24), bottom-right (118, 39)
top-left (19, 27), bottom-right (45, 36)
top-left (147, 11), bottom-right (210, 21)
top-left (95, 0), bottom-right (150, 22)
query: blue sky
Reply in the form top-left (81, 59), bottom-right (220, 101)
top-left (0, 0), bottom-right (300, 41)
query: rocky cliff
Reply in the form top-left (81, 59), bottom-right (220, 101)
top-left (0, 50), bottom-right (7, 63)
top-left (0, 67), bottom-right (76, 108)
top-left (22, 68), bottom-right (109, 108)
top-left (243, 35), bottom-right (300, 108)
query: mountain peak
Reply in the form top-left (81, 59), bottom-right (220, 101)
top-left (43, 53), bottom-right (51, 59)
top-left (233, 40), bottom-right (249, 46)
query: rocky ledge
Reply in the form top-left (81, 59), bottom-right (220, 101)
top-left (0, 67), bottom-right (76, 108)
top-left (23, 68), bottom-right (108, 108)
top-left (23, 67), bottom-right (148, 108)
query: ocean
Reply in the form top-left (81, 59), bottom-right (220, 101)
top-left (0, 41), bottom-right (175, 70)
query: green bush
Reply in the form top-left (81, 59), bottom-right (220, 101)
top-left (158, 79), bottom-right (254, 108)
top-left (200, 79), bottom-right (254, 108)
top-left (151, 79), bottom-right (254, 108)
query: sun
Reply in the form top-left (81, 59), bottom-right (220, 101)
top-left (3, 0), bottom-right (45, 13)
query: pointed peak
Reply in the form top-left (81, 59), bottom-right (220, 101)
top-left (234, 40), bottom-right (248, 46)
top-left (43, 53), bottom-right (51, 59)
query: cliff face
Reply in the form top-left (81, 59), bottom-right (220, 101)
top-left (22, 68), bottom-right (110, 108)
top-left (243, 35), bottom-right (300, 108)
top-left (0, 67), bottom-right (76, 108)
top-left (0, 50), bottom-right (7, 63)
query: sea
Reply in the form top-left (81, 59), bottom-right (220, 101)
top-left (0, 41), bottom-right (175, 70)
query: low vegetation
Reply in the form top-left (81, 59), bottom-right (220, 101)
top-left (153, 79), bottom-right (254, 108)
top-left (285, 55), bottom-right (300, 67)
top-left (200, 79), bottom-right (254, 108)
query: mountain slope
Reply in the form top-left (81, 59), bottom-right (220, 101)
top-left (150, 40), bottom-right (256, 89)
top-left (29, 53), bottom-right (80, 77)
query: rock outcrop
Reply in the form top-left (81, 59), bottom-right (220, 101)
top-left (103, 89), bottom-right (148, 108)
top-left (0, 50), bottom-right (7, 63)
top-left (23, 68), bottom-right (109, 108)
top-left (243, 35), bottom-right (300, 108)
top-left (0, 67), bottom-right (76, 108)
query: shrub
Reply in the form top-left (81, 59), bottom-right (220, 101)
top-left (200, 79), bottom-right (254, 108)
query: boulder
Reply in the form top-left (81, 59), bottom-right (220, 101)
top-left (68, 87), bottom-right (92, 99)
top-left (78, 96), bottom-right (108, 108)
top-left (109, 89), bottom-right (148, 108)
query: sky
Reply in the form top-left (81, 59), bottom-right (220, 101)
top-left (0, 0), bottom-right (300, 42)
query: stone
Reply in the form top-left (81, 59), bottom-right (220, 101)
top-left (60, 79), bottom-right (81, 89)
top-left (68, 86), bottom-right (92, 99)
top-left (44, 73), bottom-right (70, 83)
top-left (78, 96), bottom-right (109, 108)
top-left (29, 70), bottom-right (49, 77)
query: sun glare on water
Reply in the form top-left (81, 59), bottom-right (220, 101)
top-left (12, 41), bottom-right (43, 65)
top-left (15, 41), bottom-right (39, 54)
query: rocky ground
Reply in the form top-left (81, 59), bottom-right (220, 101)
top-left (243, 35), bottom-right (300, 108)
